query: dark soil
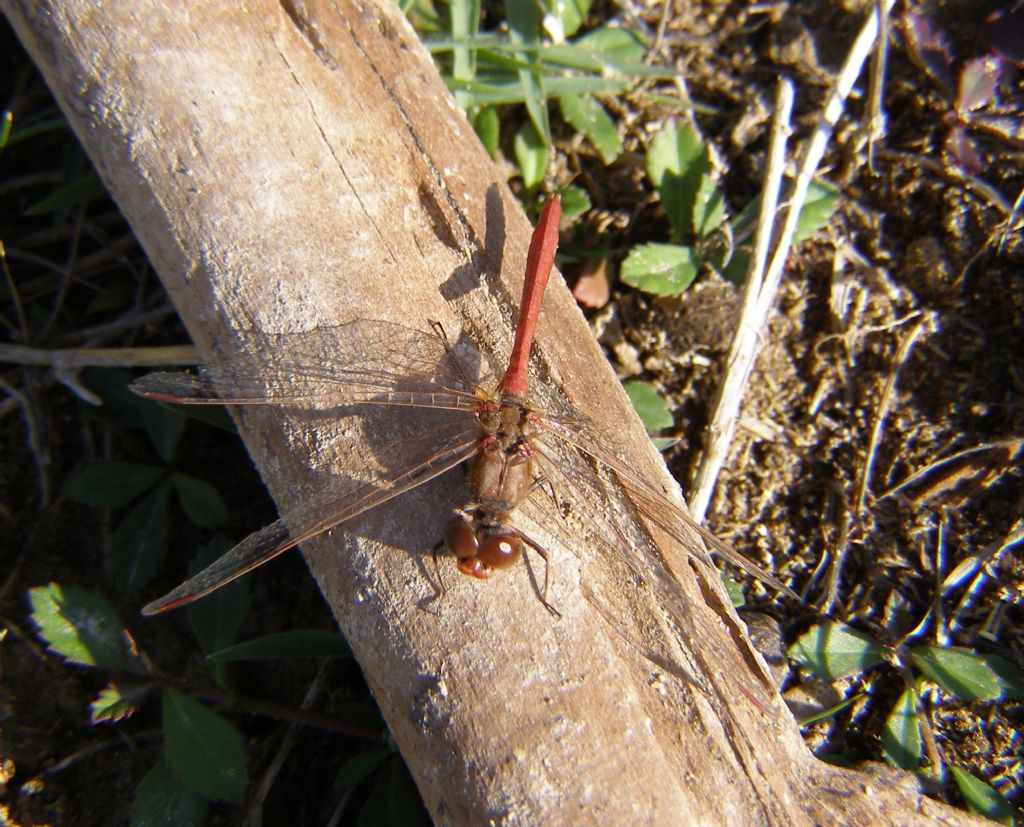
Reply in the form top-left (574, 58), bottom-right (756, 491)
top-left (1, 0), bottom-right (1021, 824)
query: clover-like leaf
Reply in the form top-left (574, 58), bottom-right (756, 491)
top-left (559, 185), bottom-right (591, 217)
top-left (131, 757), bottom-right (209, 827)
top-left (29, 583), bottom-right (148, 673)
top-left (623, 380), bottom-right (673, 432)
top-left (107, 481), bottom-right (173, 595)
top-left (163, 688), bottom-right (247, 803)
top-left (334, 747), bottom-right (393, 789)
top-left (881, 688), bottom-right (921, 770)
top-left (185, 537), bottom-right (252, 664)
top-left (787, 622), bottom-right (885, 681)
top-left (207, 630), bottom-right (351, 662)
top-left (514, 121), bottom-right (549, 190)
top-left (472, 106), bottom-right (499, 157)
top-left (172, 473), bottom-right (230, 530)
top-left (141, 401), bottom-right (186, 463)
top-left (910, 646), bottom-right (1001, 701)
top-left (65, 461), bottom-right (165, 509)
top-left (949, 766), bottom-right (1014, 825)
top-left (984, 654), bottom-right (1024, 699)
top-left (793, 180), bottom-right (839, 243)
top-left (559, 94), bottom-right (621, 164)
top-left (620, 243), bottom-right (699, 296)
top-left (91, 683), bottom-right (148, 725)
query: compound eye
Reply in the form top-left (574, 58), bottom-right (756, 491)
top-left (444, 517), bottom-right (478, 560)
top-left (476, 533), bottom-right (522, 570)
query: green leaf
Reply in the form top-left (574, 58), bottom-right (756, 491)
top-left (622, 380), bottom-right (673, 431)
top-left (787, 622), bottom-right (886, 680)
top-left (81, 368), bottom-right (147, 429)
top-left (141, 402), bottom-right (186, 463)
top-left (91, 683), bottom-right (147, 725)
top-left (447, 73), bottom-right (633, 107)
top-left (570, 26), bottom-right (648, 69)
top-left (646, 122), bottom-right (711, 242)
top-left (506, 0), bottom-right (550, 144)
top-left (163, 687), bottom-right (247, 803)
top-left (693, 172), bottom-right (725, 239)
top-left (166, 402), bottom-right (237, 434)
top-left (881, 688), bottom-right (922, 769)
top-left (85, 279), bottom-right (134, 317)
top-left (540, 42), bottom-right (670, 79)
top-left (28, 583), bottom-right (148, 673)
top-left (65, 461), bottom-right (165, 508)
top-left (0, 110), bottom-right (12, 149)
top-left (131, 758), bottom-right (209, 827)
top-left (514, 121), bottom-right (549, 190)
top-left (172, 473), bottom-right (230, 529)
top-left (620, 243), bottom-right (700, 296)
top-left (335, 747), bottom-right (393, 788)
top-left (793, 180), bottom-right (839, 243)
top-left (24, 172), bottom-right (108, 215)
top-left (208, 629), bottom-right (351, 662)
top-left (910, 646), bottom-right (1001, 700)
top-left (796, 693), bottom-right (863, 727)
top-left (720, 248), bottom-right (750, 286)
top-left (472, 106), bottom-right (499, 156)
top-left (729, 179), bottom-right (839, 243)
top-left (449, 0), bottom-right (480, 112)
top-left (558, 94), bottom-right (621, 164)
top-left (546, 0), bottom-right (590, 38)
top-left (185, 537), bottom-right (252, 663)
top-left (559, 185), bottom-right (591, 216)
top-left (107, 481), bottom-right (173, 595)
top-left (357, 756), bottom-right (428, 827)
top-left (3, 112), bottom-right (68, 148)
top-left (728, 195), bottom-right (759, 236)
top-left (722, 575), bottom-right (744, 608)
top-left (949, 766), bottom-right (1014, 825)
top-left (984, 654), bottom-right (1024, 699)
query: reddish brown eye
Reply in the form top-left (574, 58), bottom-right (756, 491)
top-left (444, 517), bottom-right (478, 560)
top-left (476, 533), bottom-right (522, 570)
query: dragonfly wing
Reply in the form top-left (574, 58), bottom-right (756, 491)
top-left (142, 427), bottom-right (481, 614)
top-left (130, 320), bottom-right (490, 411)
top-left (528, 438), bottom-right (782, 695)
top-left (536, 417), bottom-right (797, 600)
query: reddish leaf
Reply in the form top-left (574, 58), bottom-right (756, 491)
top-left (572, 257), bottom-right (612, 308)
top-left (957, 56), bottom-right (1002, 114)
top-left (946, 126), bottom-right (983, 174)
top-left (901, 11), bottom-right (954, 93)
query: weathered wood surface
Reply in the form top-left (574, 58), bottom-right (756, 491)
top-left (2, 0), bottom-right (983, 823)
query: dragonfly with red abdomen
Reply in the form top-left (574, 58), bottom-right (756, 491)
top-left (132, 194), bottom-right (796, 616)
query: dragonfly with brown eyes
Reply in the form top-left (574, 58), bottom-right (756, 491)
top-left (132, 194), bottom-right (795, 616)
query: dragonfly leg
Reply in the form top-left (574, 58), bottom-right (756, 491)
top-left (520, 532), bottom-right (560, 619)
top-left (430, 538), bottom-right (448, 598)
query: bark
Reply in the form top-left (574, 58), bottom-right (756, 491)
top-left (2, 1), bottom-right (983, 823)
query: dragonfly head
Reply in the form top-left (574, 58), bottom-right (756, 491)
top-left (444, 515), bottom-right (522, 578)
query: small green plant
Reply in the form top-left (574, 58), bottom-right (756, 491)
top-left (64, 369), bottom-right (233, 595)
top-left (28, 574), bottom-right (360, 824)
top-left (622, 379), bottom-right (676, 452)
top-left (621, 121), bottom-right (840, 296)
top-left (407, 0), bottom-right (674, 190)
top-left (25, 373), bottom-right (394, 823)
top-left (788, 621), bottom-right (1022, 824)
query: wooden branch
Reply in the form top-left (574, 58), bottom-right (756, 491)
top-left (2, 0), bottom-right (983, 823)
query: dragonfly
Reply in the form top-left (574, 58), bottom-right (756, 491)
top-left (132, 193), bottom-right (796, 616)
